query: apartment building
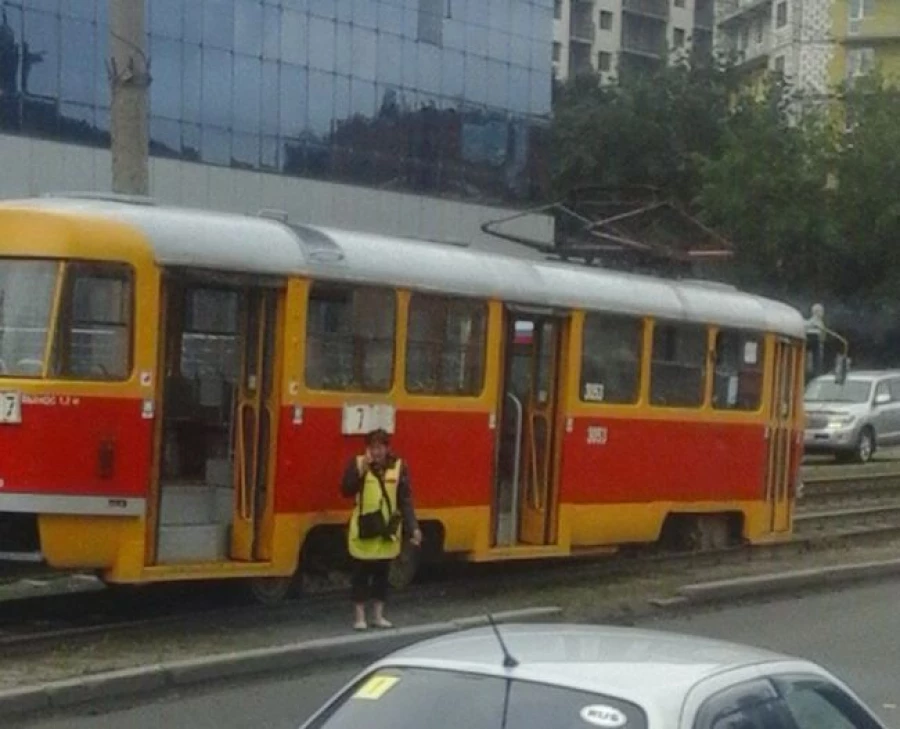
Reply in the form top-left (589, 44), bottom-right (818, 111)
top-left (715, 0), bottom-right (900, 99)
top-left (552, 0), bottom-right (715, 81)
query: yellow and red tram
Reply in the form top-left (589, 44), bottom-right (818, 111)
top-left (0, 196), bottom-right (806, 601)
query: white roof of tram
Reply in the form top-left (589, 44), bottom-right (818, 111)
top-left (0, 196), bottom-right (806, 338)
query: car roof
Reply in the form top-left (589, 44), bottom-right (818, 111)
top-left (813, 370), bottom-right (900, 383)
top-left (372, 624), bottom-right (805, 723)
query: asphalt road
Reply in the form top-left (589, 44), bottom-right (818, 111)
top-left (10, 579), bottom-right (900, 729)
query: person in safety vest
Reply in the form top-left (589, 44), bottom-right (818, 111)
top-left (341, 428), bottom-right (421, 631)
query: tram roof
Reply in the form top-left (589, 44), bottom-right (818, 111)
top-left (1, 196), bottom-right (805, 338)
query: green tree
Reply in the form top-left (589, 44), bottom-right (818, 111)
top-left (551, 57), bottom-right (737, 208)
top-left (696, 81), bottom-right (839, 296)
top-left (829, 73), bottom-right (900, 300)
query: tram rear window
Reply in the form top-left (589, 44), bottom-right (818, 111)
top-left (305, 283), bottom-right (396, 392)
top-left (580, 314), bottom-right (643, 404)
top-left (650, 323), bottom-right (707, 408)
top-left (406, 295), bottom-right (487, 396)
top-left (0, 259), bottom-right (59, 378)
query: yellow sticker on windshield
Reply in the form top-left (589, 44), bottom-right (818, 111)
top-left (353, 674), bottom-right (400, 700)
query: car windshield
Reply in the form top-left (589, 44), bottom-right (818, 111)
top-left (303, 666), bottom-right (647, 729)
top-left (805, 379), bottom-right (872, 404)
top-left (0, 259), bottom-right (60, 378)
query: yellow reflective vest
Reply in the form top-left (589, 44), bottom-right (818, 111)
top-left (347, 456), bottom-right (403, 561)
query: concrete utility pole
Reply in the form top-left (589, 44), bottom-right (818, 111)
top-left (108, 0), bottom-right (150, 196)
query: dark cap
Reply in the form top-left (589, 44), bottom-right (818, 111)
top-left (365, 428), bottom-right (390, 446)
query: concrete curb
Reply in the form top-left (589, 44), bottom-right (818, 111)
top-left (677, 557), bottom-right (900, 605)
top-left (0, 606), bottom-right (562, 718)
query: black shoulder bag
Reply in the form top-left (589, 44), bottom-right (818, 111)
top-left (357, 468), bottom-right (403, 540)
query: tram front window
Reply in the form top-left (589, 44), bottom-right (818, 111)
top-left (0, 259), bottom-right (60, 378)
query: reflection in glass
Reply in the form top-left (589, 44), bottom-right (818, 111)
top-left (150, 37), bottom-right (183, 120)
top-left (233, 55), bottom-right (262, 132)
top-left (6, 0), bottom-right (553, 205)
top-left (351, 26), bottom-right (376, 83)
top-left (202, 125), bottom-right (231, 166)
top-left (150, 0), bottom-right (183, 39)
top-left (203, 0), bottom-right (235, 49)
top-left (201, 47), bottom-right (232, 127)
top-left (60, 18), bottom-right (95, 104)
top-left (234, 0), bottom-right (263, 57)
top-left (22, 10), bottom-right (59, 98)
top-left (308, 16), bottom-right (335, 72)
top-left (279, 64), bottom-right (307, 138)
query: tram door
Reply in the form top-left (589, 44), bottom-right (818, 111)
top-left (155, 279), bottom-right (280, 566)
top-left (232, 288), bottom-right (280, 561)
top-left (494, 312), bottom-right (564, 547)
top-left (765, 338), bottom-right (798, 534)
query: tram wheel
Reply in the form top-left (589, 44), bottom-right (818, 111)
top-left (247, 575), bottom-right (296, 605)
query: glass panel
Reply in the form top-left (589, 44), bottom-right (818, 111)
top-left (54, 264), bottom-right (133, 381)
top-left (183, 44), bottom-right (202, 123)
top-left (233, 54), bottom-right (262, 133)
top-left (202, 47), bottom-right (233, 127)
top-left (280, 9), bottom-right (307, 65)
top-left (308, 16), bottom-right (336, 72)
top-left (713, 331), bottom-right (764, 411)
top-left (377, 32), bottom-right (403, 86)
top-left (22, 10), bottom-right (60, 99)
top-left (234, 0), bottom-right (264, 56)
top-left (203, 0), bottom-right (235, 49)
top-left (60, 17), bottom-right (95, 104)
top-left (150, 0), bottom-right (183, 39)
top-left (150, 37), bottom-right (183, 120)
top-left (279, 64), bottom-right (307, 137)
top-left (581, 314), bottom-right (643, 405)
top-left (308, 69), bottom-right (334, 137)
top-left (0, 260), bottom-right (59, 378)
top-left (262, 3), bottom-right (281, 59)
top-left (305, 284), bottom-right (395, 392)
top-left (406, 296), bottom-right (487, 396)
top-left (650, 323), bottom-right (707, 408)
top-left (261, 60), bottom-right (280, 134)
top-left (352, 26), bottom-right (377, 82)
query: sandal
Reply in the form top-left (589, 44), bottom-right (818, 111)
top-left (353, 620), bottom-right (368, 631)
top-left (373, 618), bottom-right (394, 629)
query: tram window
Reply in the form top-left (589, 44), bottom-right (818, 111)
top-left (406, 296), bottom-right (487, 396)
top-left (306, 283), bottom-right (396, 392)
top-left (713, 331), bottom-right (764, 411)
top-left (650, 323), bottom-right (707, 408)
top-left (53, 263), bottom-right (133, 381)
top-left (580, 314), bottom-right (643, 404)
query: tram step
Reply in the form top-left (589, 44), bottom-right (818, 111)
top-left (160, 485), bottom-right (234, 526)
top-left (157, 523), bottom-right (230, 563)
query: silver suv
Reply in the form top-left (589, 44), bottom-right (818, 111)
top-left (804, 370), bottom-right (900, 463)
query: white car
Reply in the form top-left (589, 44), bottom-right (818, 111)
top-left (298, 623), bottom-right (887, 729)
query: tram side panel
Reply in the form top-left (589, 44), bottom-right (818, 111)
top-left (557, 415), bottom-right (768, 547)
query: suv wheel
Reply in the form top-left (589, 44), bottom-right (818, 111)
top-left (855, 428), bottom-right (875, 464)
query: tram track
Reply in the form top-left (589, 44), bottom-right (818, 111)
top-left (3, 467), bottom-right (900, 654)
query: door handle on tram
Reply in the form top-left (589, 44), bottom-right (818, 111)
top-left (506, 393), bottom-right (523, 543)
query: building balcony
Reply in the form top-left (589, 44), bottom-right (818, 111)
top-left (694, 2), bottom-right (715, 31)
top-left (570, 19), bottom-right (596, 44)
top-left (717, 0), bottom-right (773, 28)
top-left (621, 37), bottom-right (666, 59)
top-left (840, 28), bottom-right (900, 44)
top-left (622, 0), bottom-right (669, 23)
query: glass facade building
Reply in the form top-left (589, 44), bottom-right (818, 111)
top-left (0, 0), bottom-right (553, 204)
